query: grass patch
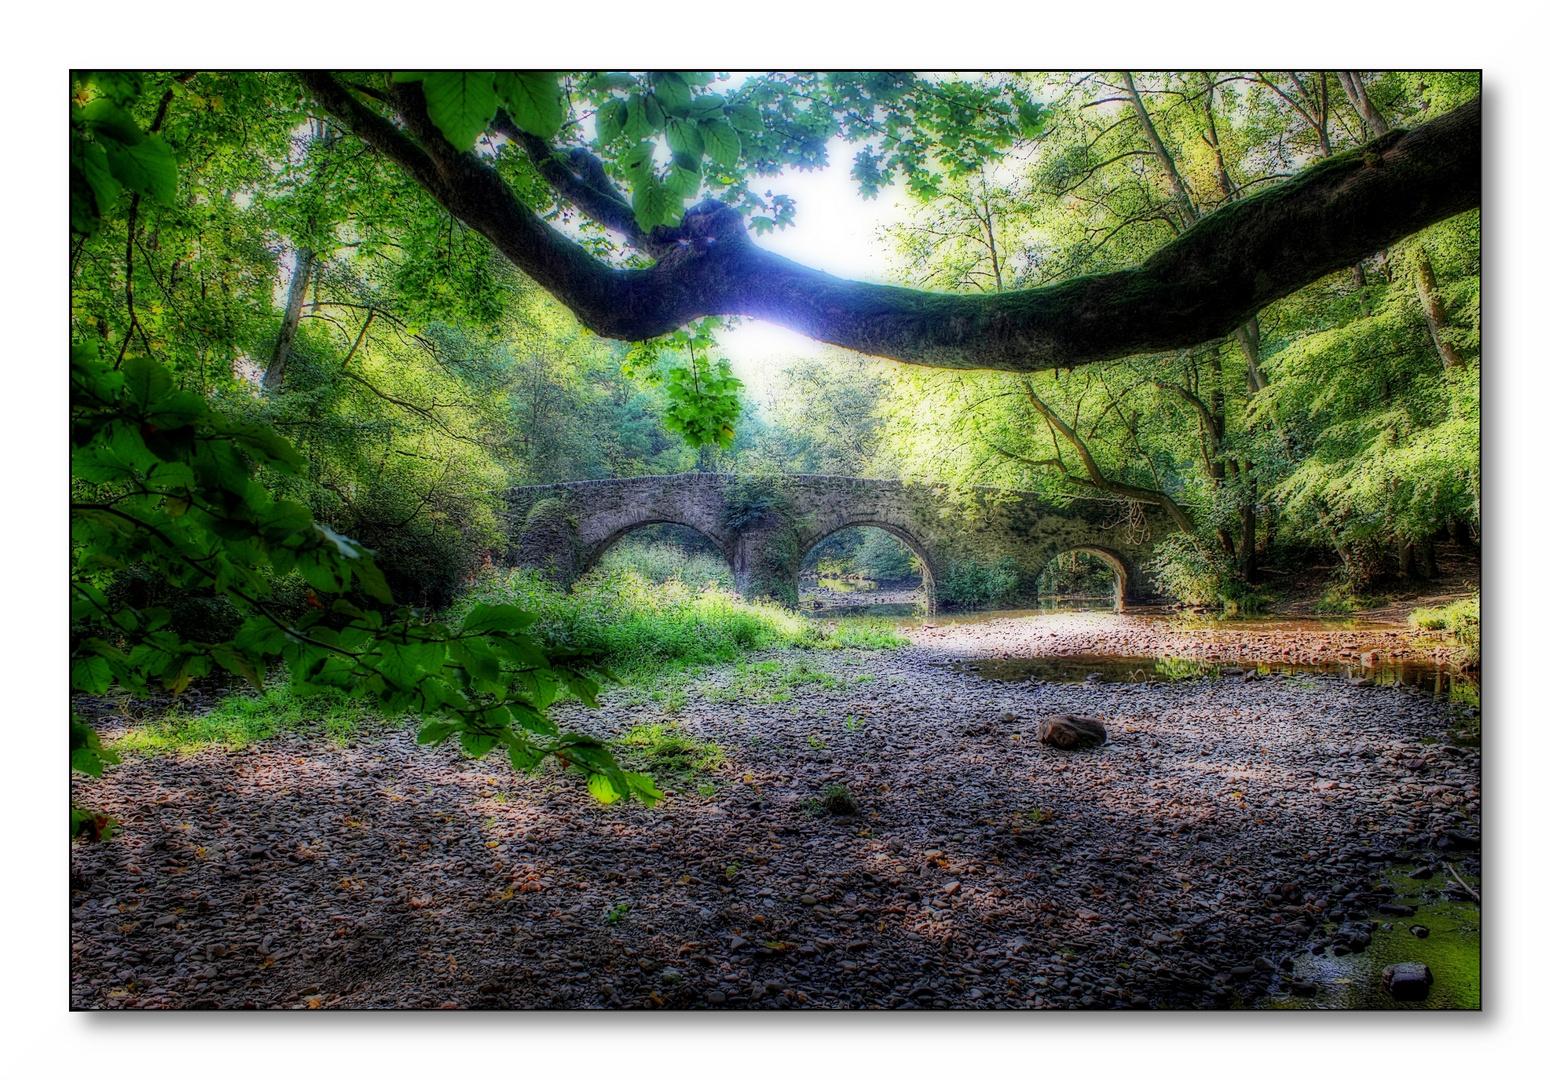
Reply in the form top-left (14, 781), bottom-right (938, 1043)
top-left (1313, 583), bottom-right (1391, 613)
top-left (702, 657), bottom-right (862, 704)
top-left (801, 782), bottom-right (859, 817)
top-left (619, 722), bottom-right (725, 779)
top-left (1409, 594), bottom-right (1480, 665)
top-left (109, 685), bottom-right (383, 756)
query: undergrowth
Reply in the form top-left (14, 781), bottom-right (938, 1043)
top-left (458, 566), bottom-right (904, 681)
top-left (1409, 594), bottom-right (1480, 665)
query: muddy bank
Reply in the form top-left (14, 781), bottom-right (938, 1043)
top-left (70, 642), bottom-right (1479, 1010)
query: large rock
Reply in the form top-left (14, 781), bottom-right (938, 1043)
top-left (1382, 962), bottom-right (1433, 1002)
top-left (1037, 714), bottom-right (1108, 750)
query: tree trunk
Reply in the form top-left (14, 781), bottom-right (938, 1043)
top-left (1421, 537), bottom-right (1438, 579)
top-left (1217, 528), bottom-right (1237, 561)
top-left (1397, 540), bottom-right (1415, 578)
top-left (1413, 245), bottom-right (1463, 369)
top-left (1338, 71), bottom-right (1391, 137)
top-left (262, 247), bottom-right (315, 393)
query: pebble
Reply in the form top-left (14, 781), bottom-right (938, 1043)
top-left (69, 617), bottom-right (1477, 1011)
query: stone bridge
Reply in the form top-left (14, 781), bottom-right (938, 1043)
top-left (504, 473), bottom-right (1165, 609)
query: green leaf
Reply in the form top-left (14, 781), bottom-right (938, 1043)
top-left (650, 72), bottom-right (692, 116)
top-left (421, 71), bottom-right (499, 152)
top-left (103, 134), bottom-right (177, 204)
top-left (633, 176), bottom-right (668, 230)
top-left (495, 71), bottom-right (564, 140)
top-left (587, 771), bottom-right (622, 805)
top-left (625, 771), bottom-right (665, 806)
top-left (461, 730), bottom-right (498, 757)
top-left (210, 644), bottom-right (264, 690)
top-left (417, 720), bottom-right (456, 745)
top-left (595, 97), bottom-right (626, 144)
top-left (664, 117), bottom-right (703, 160)
top-left (461, 603), bottom-right (539, 636)
top-left (78, 98), bottom-right (144, 144)
top-left (71, 655), bottom-right (114, 694)
top-left (699, 119), bottom-right (741, 168)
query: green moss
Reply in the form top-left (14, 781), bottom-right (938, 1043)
top-left (1262, 864), bottom-right (1479, 1010)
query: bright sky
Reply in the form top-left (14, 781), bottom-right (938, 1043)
top-left (717, 145), bottom-right (912, 402)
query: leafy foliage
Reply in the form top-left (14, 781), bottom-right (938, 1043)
top-left (70, 345), bottom-right (658, 809)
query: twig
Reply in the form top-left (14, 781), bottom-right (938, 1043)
top-left (1445, 861), bottom-right (1480, 902)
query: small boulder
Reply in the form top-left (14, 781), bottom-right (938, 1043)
top-left (1037, 714), bottom-right (1107, 750)
top-left (1382, 962), bottom-right (1433, 1002)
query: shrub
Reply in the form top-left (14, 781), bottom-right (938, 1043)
top-left (939, 557), bottom-right (1019, 608)
top-left (1145, 534), bottom-right (1233, 607)
top-left (1409, 594), bottom-right (1480, 665)
top-left (820, 782), bottom-right (859, 816)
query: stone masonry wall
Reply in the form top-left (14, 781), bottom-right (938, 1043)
top-left (504, 474), bottom-right (1166, 608)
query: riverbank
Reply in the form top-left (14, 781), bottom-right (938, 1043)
top-left (70, 627), bottom-right (1479, 1010)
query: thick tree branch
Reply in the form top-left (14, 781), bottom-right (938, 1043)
top-left (300, 71), bottom-right (1481, 373)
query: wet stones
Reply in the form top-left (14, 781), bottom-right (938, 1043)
top-left (1382, 962), bottom-right (1433, 1002)
top-left (1036, 715), bottom-right (1107, 750)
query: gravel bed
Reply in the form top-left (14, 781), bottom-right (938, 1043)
top-left (908, 611), bottom-right (1468, 669)
top-left (70, 642), bottom-right (1480, 1010)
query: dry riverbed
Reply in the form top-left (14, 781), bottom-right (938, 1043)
top-left (70, 621), bottom-right (1480, 1011)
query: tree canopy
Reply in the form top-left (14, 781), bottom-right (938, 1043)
top-left (297, 70), bottom-right (1479, 370)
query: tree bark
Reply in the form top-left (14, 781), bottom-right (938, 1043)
top-left (298, 72), bottom-right (1482, 374)
top-left (262, 246), bottom-right (314, 393)
top-left (1413, 245), bottom-right (1464, 368)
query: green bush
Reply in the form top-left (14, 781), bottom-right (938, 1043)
top-left (1409, 594), bottom-right (1480, 664)
top-left (599, 537), bottom-right (734, 591)
top-left (939, 557), bottom-right (1019, 608)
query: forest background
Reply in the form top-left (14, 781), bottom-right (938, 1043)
top-left (23, 3), bottom-right (1550, 1075)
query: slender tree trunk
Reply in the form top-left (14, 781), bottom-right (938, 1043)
top-left (262, 247), bottom-right (315, 393)
top-left (1398, 540), bottom-right (1415, 578)
top-left (1338, 71), bottom-right (1390, 137)
top-left (1413, 245), bottom-right (1463, 369)
top-left (1122, 71), bottom-right (1198, 226)
top-left (1421, 537), bottom-right (1438, 579)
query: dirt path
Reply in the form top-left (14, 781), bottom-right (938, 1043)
top-left (71, 631), bottom-right (1479, 1011)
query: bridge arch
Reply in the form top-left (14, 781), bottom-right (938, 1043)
top-left (581, 519), bottom-right (733, 578)
top-left (798, 519), bottom-right (940, 608)
top-left (503, 474), bottom-right (1163, 609)
top-left (1038, 544), bottom-right (1134, 612)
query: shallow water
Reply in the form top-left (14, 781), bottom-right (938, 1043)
top-left (1257, 865), bottom-right (1481, 1010)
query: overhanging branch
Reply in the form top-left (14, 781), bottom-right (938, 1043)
top-left (299, 72), bottom-right (1480, 373)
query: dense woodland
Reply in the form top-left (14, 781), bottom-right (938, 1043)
top-left (70, 70), bottom-right (1480, 822)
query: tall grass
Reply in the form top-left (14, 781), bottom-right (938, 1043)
top-left (458, 565), bottom-right (905, 679)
